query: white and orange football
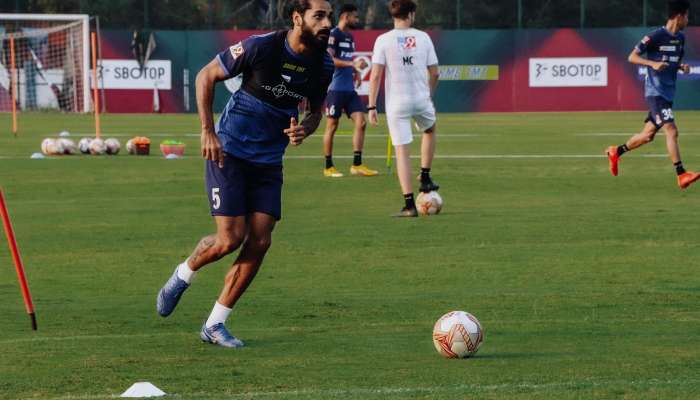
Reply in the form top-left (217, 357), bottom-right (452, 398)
top-left (416, 191), bottom-right (443, 215)
top-left (432, 311), bottom-right (483, 358)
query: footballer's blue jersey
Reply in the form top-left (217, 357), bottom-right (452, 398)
top-left (635, 27), bottom-right (686, 101)
top-left (327, 27), bottom-right (356, 92)
top-left (215, 31), bottom-right (334, 165)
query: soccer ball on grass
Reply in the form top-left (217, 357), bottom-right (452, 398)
top-left (78, 137), bottom-right (92, 154)
top-left (40, 138), bottom-right (64, 155)
top-left (105, 138), bottom-right (121, 155)
top-left (58, 138), bottom-right (77, 155)
top-left (416, 191), bottom-right (443, 215)
top-left (89, 138), bottom-right (107, 155)
top-left (432, 311), bottom-right (483, 358)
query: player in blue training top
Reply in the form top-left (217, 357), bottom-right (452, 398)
top-left (322, 3), bottom-right (378, 178)
top-left (156, 0), bottom-right (334, 348)
top-left (606, 0), bottom-right (700, 189)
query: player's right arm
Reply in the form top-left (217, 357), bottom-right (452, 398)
top-left (196, 38), bottom-right (257, 167)
top-left (428, 65), bottom-right (440, 97)
top-left (195, 59), bottom-right (228, 168)
top-left (628, 50), bottom-right (668, 71)
top-left (628, 33), bottom-right (668, 72)
top-left (368, 36), bottom-right (386, 126)
top-left (328, 50), bottom-right (355, 68)
top-left (367, 63), bottom-right (384, 126)
top-left (426, 36), bottom-right (440, 97)
top-left (327, 32), bottom-right (362, 69)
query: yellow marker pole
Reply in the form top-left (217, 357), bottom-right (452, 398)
top-left (386, 132), bottom-right (392, 171)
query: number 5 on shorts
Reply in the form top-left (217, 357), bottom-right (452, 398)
top-left (211, 187), bottom-right (221, 210)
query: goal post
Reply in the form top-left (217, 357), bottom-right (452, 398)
top-left (0, 14), bottom-right (91, 114)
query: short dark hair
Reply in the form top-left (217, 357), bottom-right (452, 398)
top-left (668, 0), bottom-right (690, 19)
top-left (286, 0), bottom-right (312, 20)
top-left (340, 4), bottom-right (358, 16)
top-left (388, 0), bottom-right (416, 19)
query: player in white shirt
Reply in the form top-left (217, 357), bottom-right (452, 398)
top-left (367, 0), bottom-right (440, 217)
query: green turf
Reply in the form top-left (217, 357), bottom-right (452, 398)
top-left (1, 111), bottom-right (700, 399)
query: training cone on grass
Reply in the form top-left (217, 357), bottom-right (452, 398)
top-left (120, 382), bottom-right (166, 398)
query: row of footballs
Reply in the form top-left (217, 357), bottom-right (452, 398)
top-left (41, 137), bottom-right (122, 156)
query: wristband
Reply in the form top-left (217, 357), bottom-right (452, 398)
top-left (367, 106), bottom-right (377, 111)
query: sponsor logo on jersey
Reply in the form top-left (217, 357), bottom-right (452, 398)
top-left (397, 36), bottom-right (416, 50)
top-left (660, 45), bottom-right (677, 52)
top-left (281, 74), bottom-right (291, 83)
top-left (641, 36), bottom-right (651, 45)
top-left (339, 42), bottom-right (351, 48)
top-left (261, 83), bottom-right (304, 100)
top-left (229, 43), bottom-right (244, 59)
top-left (282, 63), bottom-right (306, 72)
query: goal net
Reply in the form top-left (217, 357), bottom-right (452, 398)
top-left (0, 14), bottom-right (90, 113)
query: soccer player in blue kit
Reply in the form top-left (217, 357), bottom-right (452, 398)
top-left (156, 0), bottom-right (334, 348)
top-left (607, 0), bottom-right (700, 189)
top-left (322, 4), bottom-right (378, 178)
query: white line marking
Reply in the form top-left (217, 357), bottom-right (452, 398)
top-left (576, 132), bottom-right (700, 137)
top-left (286, 154), bottom-right (670, 159)
top-left (63, 133), bottom-right (488, 138)
top-left (2, 154), bottom-right (670, 161)
top-left (40, 378), bottom-right (700, 400)
top-left (0, 332), bottom-right (191, 344)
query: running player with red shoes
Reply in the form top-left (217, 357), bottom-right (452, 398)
top-left (607, 0), bottom-right (700, 189)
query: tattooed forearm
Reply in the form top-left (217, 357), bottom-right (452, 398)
top-left (301, 108), bottom-right (323, 137)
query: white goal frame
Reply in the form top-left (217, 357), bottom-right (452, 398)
top-left (0, 13), bottom-right (91, 112)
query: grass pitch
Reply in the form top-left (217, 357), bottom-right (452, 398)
top-left (1, 111), bottom-right (700, 399)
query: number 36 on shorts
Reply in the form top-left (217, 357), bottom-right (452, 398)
top-left (661, 108), bottom-right (674, 121)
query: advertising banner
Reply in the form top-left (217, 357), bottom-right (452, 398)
top-left (529, 57), bottom-right (607, 87)
top-left (97, 28), bottom-right (700, 113)
top-left (95, 59), bottom-right (172, 90)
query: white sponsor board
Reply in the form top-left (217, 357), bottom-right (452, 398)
top-left (529, 57), bottom-right (607, 87)
top-left (94, 59), bottom-right (172, 90)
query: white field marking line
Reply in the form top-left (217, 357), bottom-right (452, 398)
top-left (4, 312), bottom-right (697, 344)
top-left (0, 154), bottom-right (672, 160)
top-left (576, 132), bottom-right (700, 137)
top-left (66, 133), bottom-right (489, 138)
top-left (285, 154), bottom-right (669, 159)
top-left (0, 332), bottom-right (192, 344)
top-left (42, 378), bottom-right (700, 400)
top-left (1, 320), bottom-right (438, 344)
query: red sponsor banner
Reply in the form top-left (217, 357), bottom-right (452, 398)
top-left (95, 28), bottom-right (700, 113)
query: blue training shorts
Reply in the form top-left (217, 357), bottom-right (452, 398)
top-left (644, 96), bottom-right (675, 130)
top-left (325, 90), bottom-right (366, 119)
top-left (205, 154), bottom-right (283, 220)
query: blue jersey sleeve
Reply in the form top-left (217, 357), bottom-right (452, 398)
top-left (216, 37), bottom-right (259, 78)
top-left (635, 30), bottom-right (660, 54)
top-left (327, 29), bottom-right (340, 57)
top-left (308, 54), bottom-right (335, 109)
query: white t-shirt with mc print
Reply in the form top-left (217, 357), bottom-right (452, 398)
top-left (371, 28), bottom-right (438, 112)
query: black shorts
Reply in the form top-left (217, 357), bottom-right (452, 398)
top-left (644, 96), bottom-right (675, 129)
top-left (205, 154), bottom-right (283, 220)
top-left (325, 90), bottom-right (366, 119)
